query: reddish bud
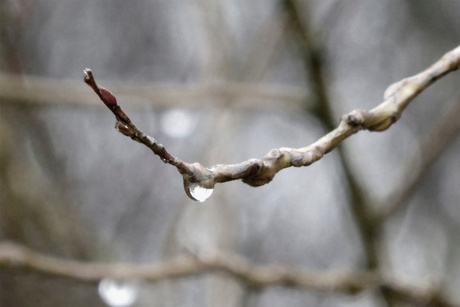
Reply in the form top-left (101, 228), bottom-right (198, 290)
top-left (99, 87), bottom-right (118, 107)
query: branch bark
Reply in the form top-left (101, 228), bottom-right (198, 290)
top-left (84, 45), bottom-right (460, 201)
top-left (0, 241), bottom-right (454, 306)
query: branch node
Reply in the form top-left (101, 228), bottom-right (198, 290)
top-left (343, 110), bottom-right (366, 127)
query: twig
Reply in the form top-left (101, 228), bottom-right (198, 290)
top-left (84, 45), bottom-right (460, 201)
top-left (0, 241), bottom-right (455, 306)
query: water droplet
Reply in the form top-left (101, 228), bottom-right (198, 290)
top-left (188, 182), bottom-right (213, 203)
top-left (115, 122), bottom-right (133, 137)
top-left (161, 109), bottom-right (196, 138)
top-left (98, 278), bottom-right (139, 307)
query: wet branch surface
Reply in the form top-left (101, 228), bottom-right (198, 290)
top-left (84, 45), bottom-right (460, 202)
top-left (0, 241), bottom-right (454, 306)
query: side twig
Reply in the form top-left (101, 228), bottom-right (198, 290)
top-left (84, 45), bottom-right (460, 201)
top-left (0, 241), bottom-right (454, 306)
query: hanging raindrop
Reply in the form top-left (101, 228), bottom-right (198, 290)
top-left (98, 278), bottom-right (139, 307)
top-left (188, 182), bottom-right (213, 203)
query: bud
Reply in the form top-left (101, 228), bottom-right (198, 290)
top-left (99, 87), bottom-right (118, 108)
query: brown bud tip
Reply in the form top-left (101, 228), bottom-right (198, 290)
top-left (99, 87), bottom-right (118, 107)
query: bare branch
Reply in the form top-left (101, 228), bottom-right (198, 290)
top-left (0, 241), bottom-right (454, 306)
top-left (84, 45), bottom-right (460, 201)
top-left (0, 241), bottom-right (372, 291)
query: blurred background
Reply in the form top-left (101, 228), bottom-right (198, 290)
top-left (1, 0), bottom-right (460, 306)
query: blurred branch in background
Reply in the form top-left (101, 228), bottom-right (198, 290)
top-left (377, 92), bottom-right (460, 222)
top-left (281, 0), bottom-right (380, 274)
top-left (0, 241), bottom-right (455, 306)
top-left (0, 73), bottom-right (308, 110)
